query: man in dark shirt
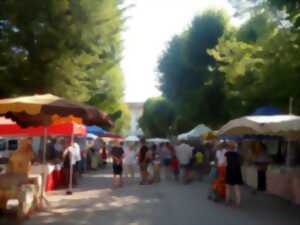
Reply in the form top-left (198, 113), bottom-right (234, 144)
top-left (111, 141), bottom-right (124, 188)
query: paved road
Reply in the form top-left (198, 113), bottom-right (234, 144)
top-left (2, 167), bottom-right (300, 225)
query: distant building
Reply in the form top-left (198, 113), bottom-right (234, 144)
top-left (127, 102), bottom-right (144, 136)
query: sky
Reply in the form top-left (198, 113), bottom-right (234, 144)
top-left (121, 0), bottom-right (238, 103)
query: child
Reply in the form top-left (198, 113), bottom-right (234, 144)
top-left (171, 155), bottom-right (180, 181)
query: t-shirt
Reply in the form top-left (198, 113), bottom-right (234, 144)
top-left (175, 143), bottom-right (193, 165)
top-left (216, 149), bottom-right (226, 166)
top-left (161, 146), bottom-right (172, 160)
top-left (195, 152), bottom-right (204, 165)
top-left (73, 142), bottom-right (81, 162)
top-left (111, 146), bottom-right (124, 164)
top-left (65, 142), bottom-right (81, 165)
top-left (138, 145), bottom-right (149, 163)
top-left (124, 148), bottom-right (136, 165)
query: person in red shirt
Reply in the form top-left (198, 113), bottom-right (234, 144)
top-left (171, 155), bottom-right (180, 181)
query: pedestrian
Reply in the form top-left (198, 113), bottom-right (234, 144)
top-left (175, 141), bottom-right (193, 184)
top-left (161, 142), bottom-right (173, 180)
top-left (138, 139), bottom-right (152, 185)
top-left (193, 149), bottom-right (204, 181)
top-left (253, 142), bottom-right (271, 192)
top-left (224, 142), bottom-right (243, 207)
top-left (171, 154), bottom-right (180, 181)
top-left (101, 142), bottom-right (108, 166)
top-left (152, 144), bottom-right (161, 182)
top-left (111, 141), bottom-right (124, 188)
top-left (123, 143), bottom-right (136, 181)
top-left (214, 141), bottom-right (227, 200)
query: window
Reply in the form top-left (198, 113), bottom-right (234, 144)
top-left (8, 139), bottom-right (18, 151)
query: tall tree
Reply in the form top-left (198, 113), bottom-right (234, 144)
top-left (158, 9), bottom-right (229, 133)
top-left (139, 97), bottom-right (174, 138)
top-left (0, 0), bottom-right (129, 133)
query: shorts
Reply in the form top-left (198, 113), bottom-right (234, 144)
top-left (163, 159), bottom-right (171, 166)
top-left (113, 163), bottom-right (123, 175)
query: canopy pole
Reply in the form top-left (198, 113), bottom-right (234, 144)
top-left (66, 131), bottom-right (74, 195)
top-left (40, 127), bottom-right (50, 207)
top-left (286, 97), bottom-right (294, 167)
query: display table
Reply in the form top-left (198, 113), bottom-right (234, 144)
top-left (31, 163), bottom-right (63, 192)
top-left (242, 165), bottom-right (257, 189)
top-left (267, 167), bottom-right (300, 205)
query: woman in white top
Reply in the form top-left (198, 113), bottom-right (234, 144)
top-left (123, 143), bottom-right (136, 180)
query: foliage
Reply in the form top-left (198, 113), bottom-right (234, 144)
top-left (0, 0), bottom-right (129, 133)
top-left (209, 2), bottom-right (300, 116)
top-left (157, 9), bottom-right (229, 133)
top-left (139, 97), bottom-right (175, 138)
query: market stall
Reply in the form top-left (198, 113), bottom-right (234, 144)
top-left (0, 117), bottom-right (87, 192)
top-left (178, 124), bottom-right (211, 141)
top-left (219, 114), bottom-right (300, 205)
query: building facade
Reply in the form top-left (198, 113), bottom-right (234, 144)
top-left (127, 102), bottom-right (144, 136)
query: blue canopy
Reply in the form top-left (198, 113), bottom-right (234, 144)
top-left (86, 125), bottom-right (106, 135)
top-left (251, 106), bottom-right (282, 116)
top-left (87, 133), bottom-right (98, 140)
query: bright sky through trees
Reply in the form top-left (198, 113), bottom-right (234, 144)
top-left (122, 0), bottom-right (237, 102)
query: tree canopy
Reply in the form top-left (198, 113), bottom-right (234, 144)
top-left (139, 97), bottom-right (174, 138)
top-left (141, 3), bottom-right (300, 137)
top-left (0, 0), bottom-right (130, 134)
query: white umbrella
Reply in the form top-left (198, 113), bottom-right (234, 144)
top-left (219, 115), bottom-right (300, 139)
top-left (147, 138), bottom-right (169, 143)
top-left (178, 124), bottom-right (211, 141)
top-left (124, 135), bottom-right (140, 142)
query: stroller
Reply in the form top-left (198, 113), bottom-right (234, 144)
top-left (207, 162), bottom-right (226, 202)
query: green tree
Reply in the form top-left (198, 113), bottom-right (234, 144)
top-left (139, 97), bottom-right (175, 138)
top-left (209, 4), bottom-right (300, 116)
top-left (0, 0), bottom-right (129, 132)
top-left (158, 9), bottom-right (229, 133)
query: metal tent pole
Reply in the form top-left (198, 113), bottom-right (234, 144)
top-left (66, 129), bottom-right (74, 195)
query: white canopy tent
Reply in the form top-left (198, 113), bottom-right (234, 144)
top-left (178, 124), bottom-right (211, 141)
top-left (124, 135), bottom-right (140, 142)
top-left (147, 138), bottom-right (169, 143)
top-left (219, 115), bottom-right (300, 139)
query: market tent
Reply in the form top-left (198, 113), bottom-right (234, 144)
top-left (99, 132), bottom-right (123, 140)
top-left (0, 94), bottom-right (112, 128)
top-left (87, 133), bottom-right (98, 140)
top-left (86, 125), bottom-right (106, 135)
top-left (147, 138), bottom-right (169, 143)
top-left (0, 94), bottom-right (112, 196)
top-left (0, 117), bottom-right (86, 136)
top-left (219, 115), bottom-right (300, 139)
top-left (178, 124), bottom-right (211, 141)
top-left (251, 106), bottom-right (282, 116)
top-left (124, 135), bottom-right (139, 142)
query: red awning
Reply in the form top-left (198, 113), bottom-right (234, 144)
top-left (0, 117), bottom-right (86, 136)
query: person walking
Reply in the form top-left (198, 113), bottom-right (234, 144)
top-left (254, 142), bottom-right (271, 192)
top-left (138, 139), bottom-right (152, 185)
top-left (224, 142), bottom-right (243, 207)
top-left (161, 143), bottom-right (173, 180)
top-left (175, 141), bottom-right (193, 184)
top-left (111, 141), bottom-right (124, 188)
top-left (101, 142), bottom-right (108, 166)
top-left (152, 144), bottom-right (161, 182)
top-left (123, 143), bottom-right (136, 181)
